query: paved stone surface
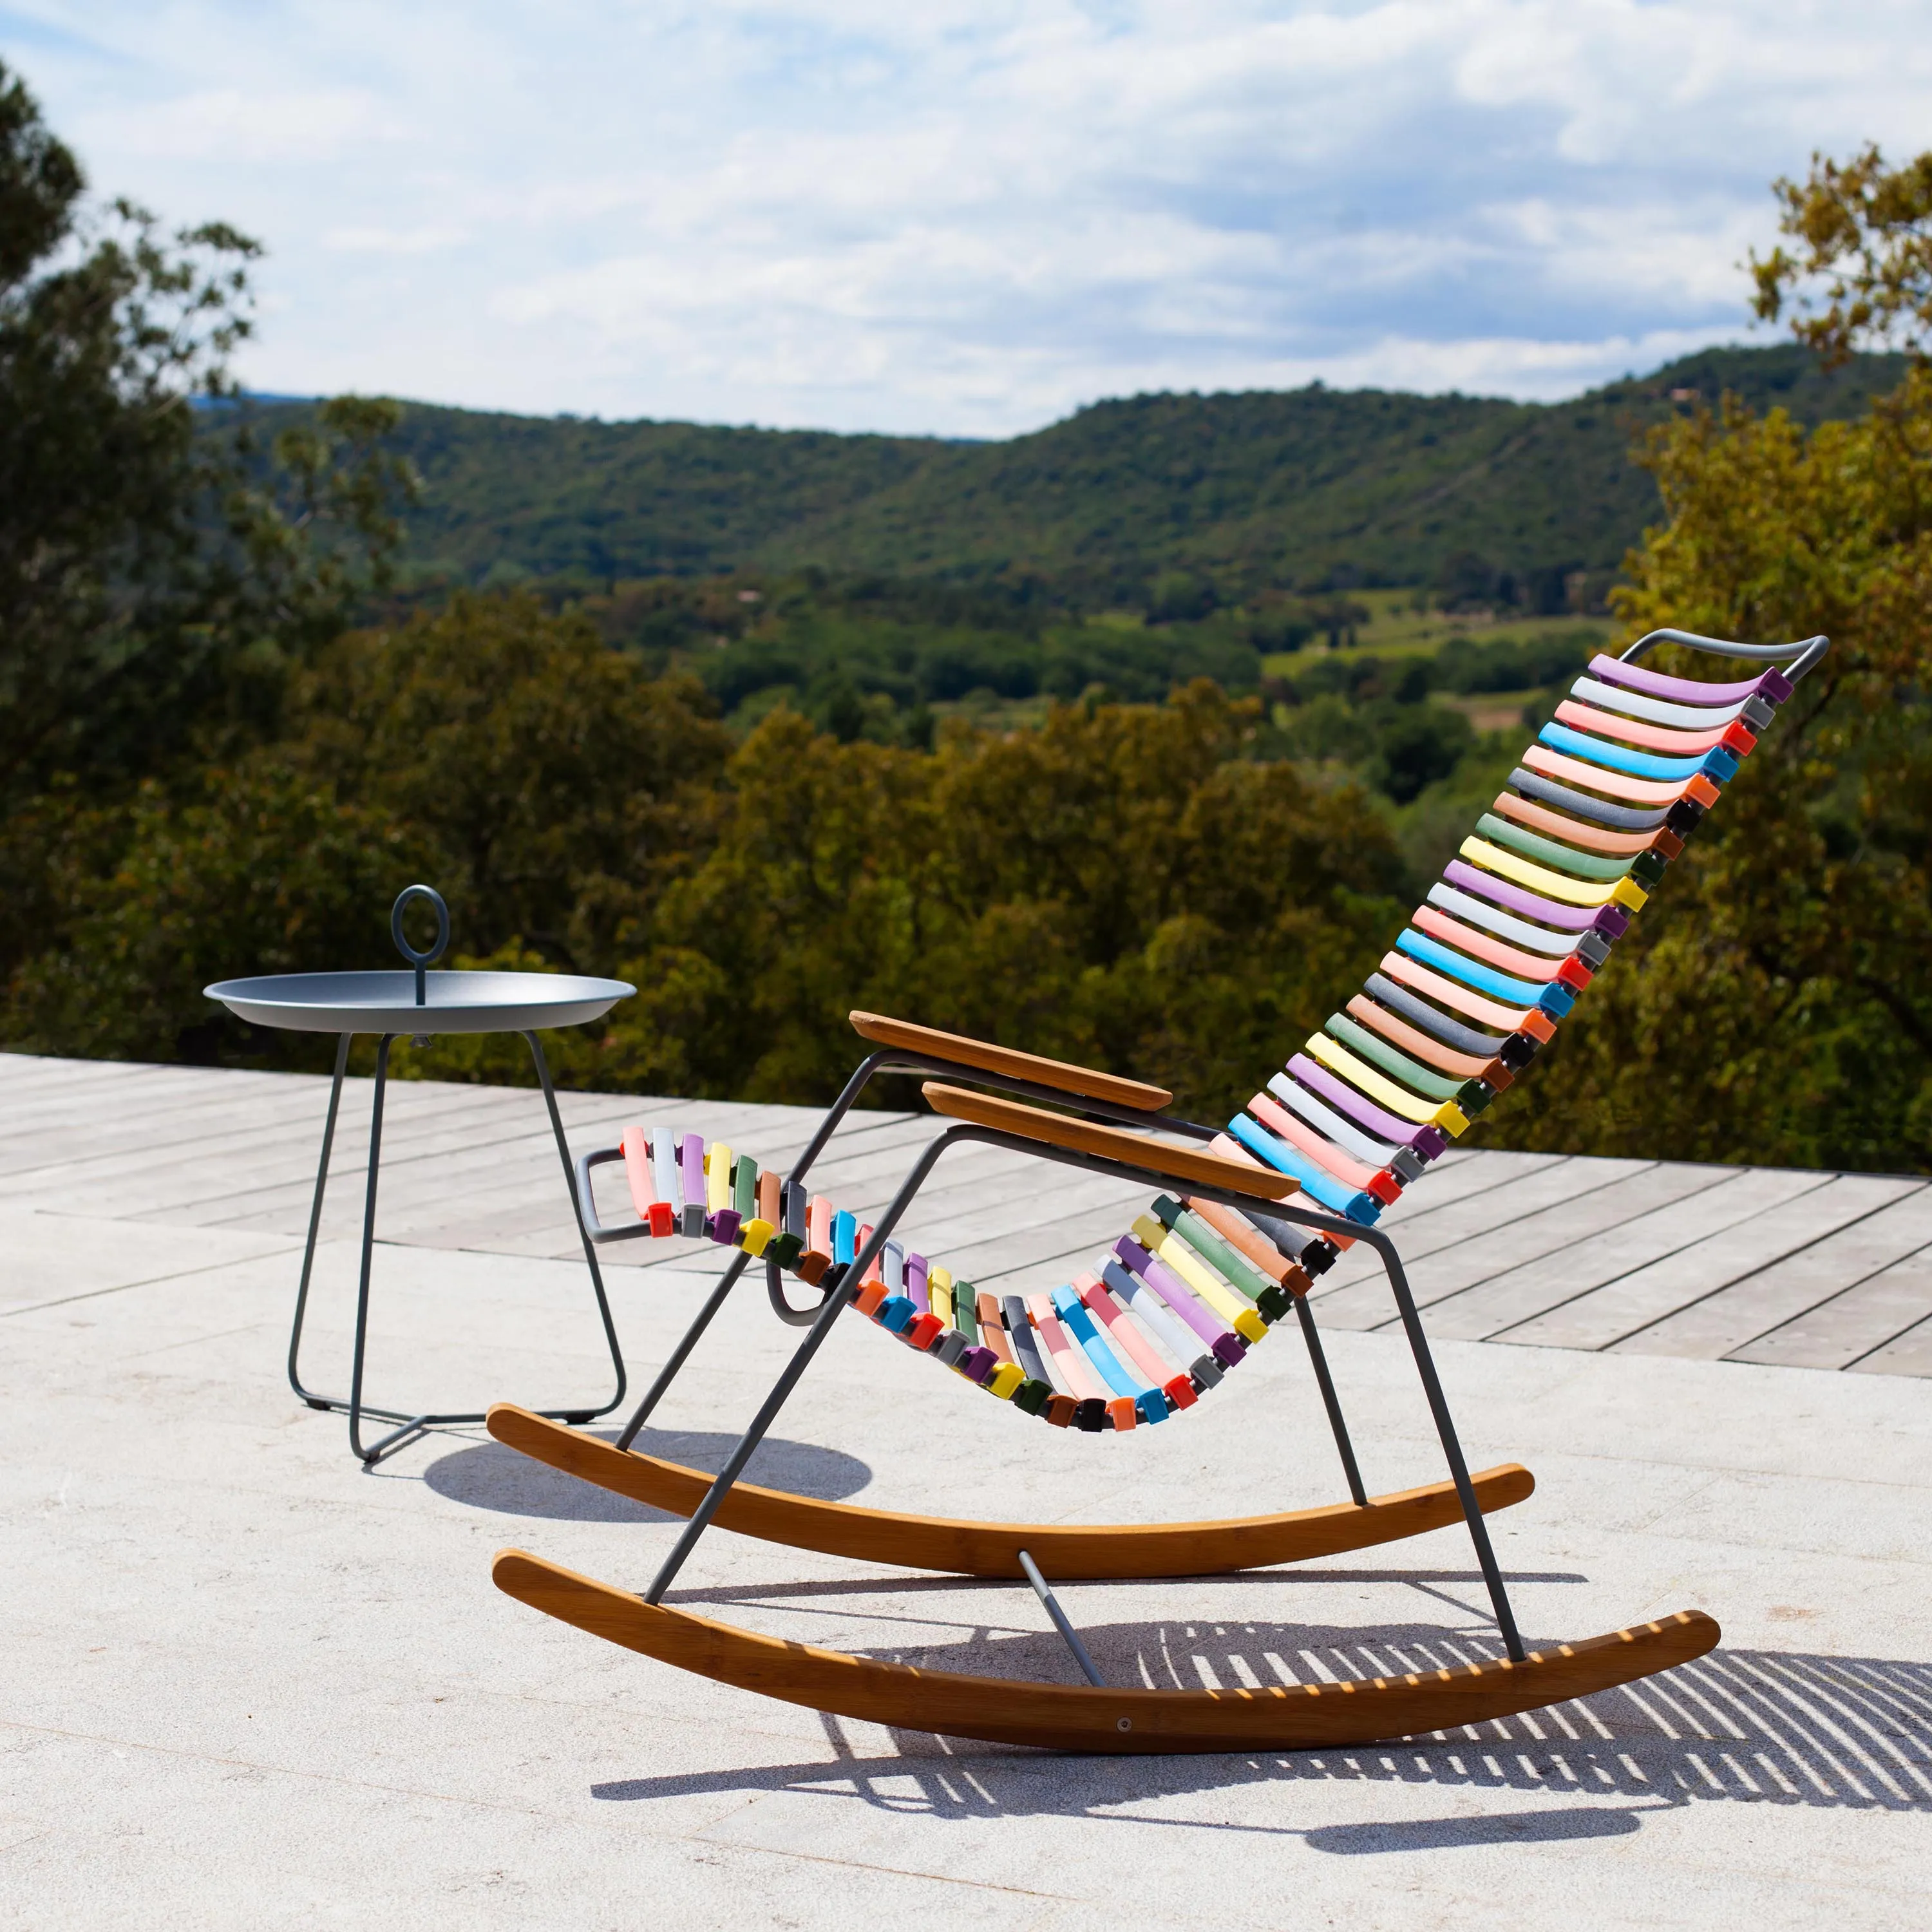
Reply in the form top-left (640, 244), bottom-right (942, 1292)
top-left (3, 1052), bottom-right (1931, 1927)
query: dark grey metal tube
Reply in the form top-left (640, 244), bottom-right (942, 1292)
top-left (522, 1030), bottom-right (626, 1421)
top-left (615, 1249), bottom-right (754, 1451)
top-left (1358, 1224), bottom-right (1524, 1660)
top-left (287, 1030), bottom-right (352, 1408)
top-left (1293, 1293), bottom-right (1367, 1508)
top-left (1018, 1549), bottom-right (1105, 1687)
top-left (643, 1130), bottom-right (962, 1603)
top-left (346, 1036), bottom-right (407, 1464)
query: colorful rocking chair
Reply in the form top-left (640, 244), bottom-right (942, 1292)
top-left (490, 627), bottom-right (1827, 1752)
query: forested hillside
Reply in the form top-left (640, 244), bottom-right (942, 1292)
top-left (248, 344), bottom-right (1904, 605)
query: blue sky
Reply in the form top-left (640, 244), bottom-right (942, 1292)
top-left (4, 2), bottom-right (1927, 435)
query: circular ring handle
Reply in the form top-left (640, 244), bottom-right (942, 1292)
top-left (391, 884), bottom-right (450, 1007)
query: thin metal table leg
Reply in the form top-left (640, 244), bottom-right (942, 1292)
top-left (523, 1030), bottom-right (625, 1423)
top-left (1293, 1293), bottom-right (1367, 1507)
top-left (346, 1037), bottom-right (422, 1465)
top-left (1366, 1227), bottom-right (1525, 1661)
top-left (287, 1032), bottom-right (352, 1409)
top-left (615, 1250), bottom-right (752, 1452)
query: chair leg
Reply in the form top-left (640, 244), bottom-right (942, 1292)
top-left (1362, 1225), bottom-right (1525, 1661)
top-left (1293, 1293), bottom-right (1368, 1508)
top-left (346, 1037), bottom-right (422, 1465)
top-left (614, 1249), bottom-right (753, 1452)
top-left (643, 1131), bottom-right (961, 1603)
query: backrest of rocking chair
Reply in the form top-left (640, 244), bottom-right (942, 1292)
top-left (620, 632), bottom-right (1824, 1432)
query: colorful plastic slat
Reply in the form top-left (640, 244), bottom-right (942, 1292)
top-left (1227, 1112), bottom-right (1380, 1222)
top-left (1131, 1213), bottom-right (1269, 1339)
top-left (1395, 927), bottom-right (1575, 1017)
top-left (1347, 991), bottom-right (1512, 1088)
top-left (1113, 1236), bottom-right (1243, 1365)
top-left (1586, 653), bottom-right (1790, 706)
top-left (1246, 1091), bottom-right (1399, 1204)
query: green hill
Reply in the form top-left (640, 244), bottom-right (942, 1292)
top-left (257, 343), bottom-right (1904, 603)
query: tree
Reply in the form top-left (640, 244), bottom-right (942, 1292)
top-left (1751, 145), bottom-right (1932, 366)
top-left (0, 60), bottom-right (413, 804)
top-left (1496, 146), bottom-right (1932, 1171)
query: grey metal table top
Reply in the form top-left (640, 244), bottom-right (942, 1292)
top-left (204, 969), bottom-right (635, 1036)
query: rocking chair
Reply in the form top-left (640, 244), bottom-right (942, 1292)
top-left (488, 627), bottom-right (1826, 1752)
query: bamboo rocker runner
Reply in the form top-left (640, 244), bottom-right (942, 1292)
top-left (489, 627), bottom-right (1828, 1752)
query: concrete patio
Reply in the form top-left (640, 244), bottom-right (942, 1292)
top-left (4, 1048), bottom-right (1930, 1929)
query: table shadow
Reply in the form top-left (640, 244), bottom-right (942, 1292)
top-left (420, 1426), bottom-right (873, 1522)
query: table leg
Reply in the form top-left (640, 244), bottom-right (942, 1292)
top-left (283, 1028), bottom-right (631, 1466)
top-left (521, 1029), bottom-right (627, 1423)
top-left (346, 1036), bottom-right (425, 1464)
top-left (287, 1032), bottom-right (351, 1410)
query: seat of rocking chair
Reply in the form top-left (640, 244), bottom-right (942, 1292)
top-left (591, 639), bottom-right (1812, 1432)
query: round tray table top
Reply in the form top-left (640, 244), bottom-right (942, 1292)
top-left (204, 969), bottom-right (635, 1036)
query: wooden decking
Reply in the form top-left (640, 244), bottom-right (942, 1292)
top-left (5, 1050), bottom-right (1929, 1374)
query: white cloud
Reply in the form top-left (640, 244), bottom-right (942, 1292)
top-left (5, 1), bottom-right (1928, 435)
top-left (324, 225), bottom-right (469, 256)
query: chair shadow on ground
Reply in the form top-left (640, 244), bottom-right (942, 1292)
top-left (419, 1428), bottom-right (873, 1522)
top-left (589, 1574), bottom-right (1932, 1846)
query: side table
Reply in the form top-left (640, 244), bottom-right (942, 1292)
top-left (205, 886), bottom-right (636, 1465)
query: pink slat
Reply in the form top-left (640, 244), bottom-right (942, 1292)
top-left (1522, 745), bottom-right (1696, 806)
top-left (1078, 1273), bottom-right (1185, 1382)
top-left (1247, 1091), bottom-right (1383, 1192)
top-left (1414, 907), bottom-right (1566, 982)
top-left (1555, 699), bottom-right (1733, 754)
top-left (1027, 1296), bottom-right (1108, 1402)
top-left (620, 1124), bottom-right (660, 1217)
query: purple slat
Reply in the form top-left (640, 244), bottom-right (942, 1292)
top-left (679, 1134), bottom-right (705, 1204)
top-left (1589, 654), bottom-right (1792, 706)
top-left (906, 1253), bottom-right (929, 1312)
top-left (1113, 1236), bottom-right (1228, 1349)
top-left (1286, 1054), bottom-right (1437, 1152)
top-left (1443, 859), bottom-right (1627, 936)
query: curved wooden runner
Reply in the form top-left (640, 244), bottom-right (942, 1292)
top-left (492, 1549), bottom-right (1721, 1753)
top-left (488, 1404), bottom-right (1535, 1580)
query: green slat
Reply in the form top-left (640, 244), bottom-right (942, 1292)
top-left (1169, 1209), bottom-right (1268, 1304)
top-left (1325, 1011), bottom-right (1464, 1101)
top-left (732, 1154), bottom-right (757, 1217)
top-left (1476, 813), bottom-right (1633, 881)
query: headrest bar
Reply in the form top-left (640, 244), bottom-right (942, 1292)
top-left (1622, 627), bottom-right (1830, 684)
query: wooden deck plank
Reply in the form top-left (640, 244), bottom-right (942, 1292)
top-left (1313, 1161), bottom-right (1730, 1331)
top-left (1416, 1166), bottom-right (1834, 1342)
top-left (1495, 1173), bottom-right (1909, 1351)
top-left (1846, 1311), bottom-right (1932, 1378)
top-left (12, 1050), bottom-right (1931, 1376)
top-left (1613, 1184), bottom-right (1932, 1360)
top-left (1727, 1242), bottom-right (1932, 1370)
top-left (1311, 1155), bottom-right (1653, 1303)
top-left (1309, 1150), bottom-right (1571, 1291)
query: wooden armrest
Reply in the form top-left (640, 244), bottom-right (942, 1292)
top-left (922, 1083), bottom-right (1296, 1202)
top-left (851, 1010), bottom-right (1173, 1111)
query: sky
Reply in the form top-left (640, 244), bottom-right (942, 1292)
top-left (3, 2), bottom-right (1927, 437)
